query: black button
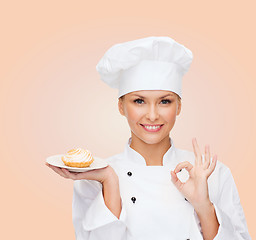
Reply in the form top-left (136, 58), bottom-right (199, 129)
top-left (131, 197), bottom-right (136, 203)
top-left (127, 171), bottom-right (132, 176)
top-left (185, 198), bottom-right (188, 201)
top-left (179, 169), bottom-right (182, 172)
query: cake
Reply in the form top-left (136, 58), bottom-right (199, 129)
top-left (61, 148), bottom-right (94, 168)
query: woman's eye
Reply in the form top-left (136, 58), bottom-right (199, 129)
top-left (133, 99), bottom-right (171, 104)
top-left (134, 99), bottom-right (144, 104)
top-left (161, 99), bottom-right (171, 104)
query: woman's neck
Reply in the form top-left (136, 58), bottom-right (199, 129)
top-left (129, 134), bottom-right (171, 166)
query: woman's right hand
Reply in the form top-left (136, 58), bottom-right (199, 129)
top-left (45, 162), bottom-right (118, 184)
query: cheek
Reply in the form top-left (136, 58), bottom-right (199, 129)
top-left (125, 105), bottom-right (143, 123)
top-left (161, 108), bottom-right (177, 122)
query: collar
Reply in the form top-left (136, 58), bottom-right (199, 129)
top-left (123, 136), bottom-right (178, 166)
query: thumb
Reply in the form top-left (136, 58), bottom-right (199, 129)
top-left (170, 170), bottom-right (183, 191)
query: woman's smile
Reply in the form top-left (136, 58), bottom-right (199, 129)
top-left (140, 124), bottom-right (164, 132)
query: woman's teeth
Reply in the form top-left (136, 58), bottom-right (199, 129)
top-left (143, 125), bottom-right (161, 130)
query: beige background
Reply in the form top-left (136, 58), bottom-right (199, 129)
top-left (0, 0), bottom-right (255, 239)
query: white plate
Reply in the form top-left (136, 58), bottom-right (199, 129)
top-left (46, 154), bottom-right (108, 172)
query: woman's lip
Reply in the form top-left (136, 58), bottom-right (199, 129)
top-left (140, 124), bottom-right (164, 132)
top-left (140, 124), bottom-right (164, 126)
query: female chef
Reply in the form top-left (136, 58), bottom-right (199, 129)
top-left (46, 36), bottom-right (251, 240)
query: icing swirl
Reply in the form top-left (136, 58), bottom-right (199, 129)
top-left (62, 148), bottom-right (93, 163)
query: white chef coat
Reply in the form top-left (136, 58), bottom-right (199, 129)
top-left (72, 137), bottom-right (251, 240)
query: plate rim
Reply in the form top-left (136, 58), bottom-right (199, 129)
top-left (46, 154), bottom-right (108, 171)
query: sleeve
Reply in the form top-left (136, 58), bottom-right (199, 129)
top-left (191, 167), bottom-right (251, 240)
top-left (211, 168), bottom-right (251, 240)
top-left (72, 179), bottom-right (127, 240)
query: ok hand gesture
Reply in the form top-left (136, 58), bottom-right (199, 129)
top-left (170, 138), bottom-right (217, 211)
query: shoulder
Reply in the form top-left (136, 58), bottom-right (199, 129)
top-left (102, 152), bottom-right (124, 165)
top-left (174, 147), bottom-right (195, 163)
top-left (97, 152), bottom-right (126, 174)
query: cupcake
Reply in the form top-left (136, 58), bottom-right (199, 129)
top-left (61, 148), bottom-right (94, 168)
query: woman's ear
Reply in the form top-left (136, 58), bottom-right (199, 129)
top-left (118, 98), bottom-right (125, 116)
top-left (177, 101), bottom-right (182, 115)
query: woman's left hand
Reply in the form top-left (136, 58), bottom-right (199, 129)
top-left (170, 138), bottom-right (217, 211)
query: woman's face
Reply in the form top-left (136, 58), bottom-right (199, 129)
top-left (118, 90), bottom-right (181, 145)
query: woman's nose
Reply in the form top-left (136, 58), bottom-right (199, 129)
top-left (146, 105), bottom-right (159, 121)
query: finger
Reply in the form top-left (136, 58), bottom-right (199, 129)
top-left (45, 162), bottom-right (52, 168)
top-left (192, 138), bottom-right (202, 166)
top-left (47, 165), bottom-right (69, 178)
top-left (205, 155), bottom-right (217, 177)
top-left (170, 170), bottom-right (184, 191)
top-left (174, 161), bottom-right (193, 173)
top-left (61, 168), bottom-right (78, 180)
top-left (203, 145), bottom-right (211, 169)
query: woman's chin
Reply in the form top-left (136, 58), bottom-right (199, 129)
top-left (138, 134), bottom-right (166, 145)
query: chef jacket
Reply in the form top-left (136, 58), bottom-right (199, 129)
top-left (72, 137), bottom-right (251, 240)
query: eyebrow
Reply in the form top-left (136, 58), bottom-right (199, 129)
top-left (132, 93), bottom-right (174, 99)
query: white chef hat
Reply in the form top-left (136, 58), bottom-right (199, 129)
top-left (96, 36), bottom-right (193, 99)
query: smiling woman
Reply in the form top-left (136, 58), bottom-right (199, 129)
top-left (47, 36), bottom-right (251, 240)
top-left (118, 90), bottom-right (182, 158)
